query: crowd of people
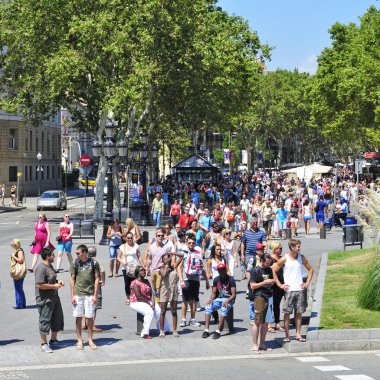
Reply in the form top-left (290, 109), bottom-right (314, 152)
top-left (8, 167), bottom-right (378, 353)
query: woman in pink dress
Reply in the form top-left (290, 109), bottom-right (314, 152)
top-left (28, 213), bottom-right (55, 272)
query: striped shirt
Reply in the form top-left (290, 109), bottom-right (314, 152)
top-left (241, 228), bottom-right (266, 256)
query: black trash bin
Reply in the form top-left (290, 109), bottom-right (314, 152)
top-left (343, 224), bottom-right (363, 250)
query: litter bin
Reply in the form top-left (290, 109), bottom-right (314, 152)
top-left (343, 224), bottom-right (363, 250)
top-left (320, 226), bottom-right (326, 239)
top-left (285, 228), bottom-right (292, 240)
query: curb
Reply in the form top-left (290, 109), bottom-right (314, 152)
top-left (283, 251), bottom-right (380, 353)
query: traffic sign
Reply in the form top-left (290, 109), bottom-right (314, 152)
top-left (17, 172), bottom-right (22, 177)
top-left (80, 154), bottom-right (92, 167)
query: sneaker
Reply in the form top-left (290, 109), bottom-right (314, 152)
top-left (41, 343), bottom-right (53, 353)
top-left (212, 331), bottom-right (221, 339)
top-left (202, 331), bottom-right (210, 338)
top-left (189, 319), bottom-right (201, 327)
top-left (48, 339), bottom-right (62, 347)
top-left (196, 302), bottom-right (202, 312)
top-left (179, 319), bottom-right (187, 327)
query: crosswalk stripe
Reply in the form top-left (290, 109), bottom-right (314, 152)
top-left (296, 357), bottom-right (329, 362)
top-left (314, 366), bottom-right (351, 372)
top-left (335, 375), bottom-right (375, 380)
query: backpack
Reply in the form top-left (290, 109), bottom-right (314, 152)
top-left (183, 248), bottom-right (203, 276)
top-left (227, 209), bottom-right (235, 222)
top-left (74, 258), bottom-right (96, 281)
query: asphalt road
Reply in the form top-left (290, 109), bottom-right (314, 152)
top-left (0, 194), bottom-right (377, 379)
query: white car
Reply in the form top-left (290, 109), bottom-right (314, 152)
top-left (37, 190), bottom-right (67, 211)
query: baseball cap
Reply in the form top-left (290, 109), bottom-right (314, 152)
top-left (256, 243), bottom-right (264, 250)
top-left (216, 263), bottom-right (227, 271)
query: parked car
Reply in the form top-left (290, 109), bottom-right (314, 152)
top-left (80, 176), bottom-right (96, 187)
top-left (37, 190), bottom-right (67, 211)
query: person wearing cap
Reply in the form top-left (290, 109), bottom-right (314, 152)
top-left (241, 218), bottom-right (267, 281)
top-left (202, 262), bottom-right (236, 339)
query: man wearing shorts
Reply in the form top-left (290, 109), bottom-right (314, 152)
top-left (35, 247), bottom-right (65, 353)
top-left (177, 233), bottom-right (210, 327)
top-left (250, 254), bottom-right (275, 353)
top-left (272, 239), bottom-right (313, 342)
top-left (202, 263), bottom-right (236, 339)
top-left (70, 244), bottom-right (100, 350)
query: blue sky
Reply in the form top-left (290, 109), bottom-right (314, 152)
top-left (218, 0), bottom-right (379, 74)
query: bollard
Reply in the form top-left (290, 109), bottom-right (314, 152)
top-left (285, 228), bottom-right (292, 240)
top-left (320, 226), bottom-right (326, 239)
top-left (136, 312), bottom-right (144, 335)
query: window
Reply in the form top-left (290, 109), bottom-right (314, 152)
top-left (47, 165), bottom-right (50, 180)
top-left (9, 166), bottom-right (17, 182)
top-left (41, 133), bottom-right (44, 152)
top-left (35, 166), bottom-right (38, 181)
top-left (41, 166), bottom-right (44, 180)
top-left (52, 166), bottom-right (55, 179)
top-left (25, 132), bottom-right (28, 151)
top-left (29, 131), bottom-right (32, 151)
top-left (36, 137), bottom-right (39, 152)
top-left (47, 137), bottom-right (50, 154)
top-left (29, 166), bottom-right (32, 181)
top-left (58, 167), bottom-right (61, 179)
top-left (25, 166), bottom-right (28, 182)
top-left (9, 129), bottom-right (17, 149)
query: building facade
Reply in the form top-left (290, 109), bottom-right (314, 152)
top-left (0, 111), bottom-right (62, 198)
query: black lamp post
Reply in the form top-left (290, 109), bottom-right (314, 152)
top-left (37, 152), bottom-right (42, 196)
top-left (92, 118), bottom-right (128, 245)
top-left (152, 143), bottom-right (158, 184)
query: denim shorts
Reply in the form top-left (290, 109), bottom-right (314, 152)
top-left (205, 298), bottom-right (234, 317)
top-left (109, 245), bottom-right (120, 260)
top-left (57, 240), bottom-right (73, 253)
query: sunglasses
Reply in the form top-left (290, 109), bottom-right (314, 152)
top-left (126, 238), bottom-right (133, 240)
top-left (156, 234), bottom-right (164, 237)
top-left (188, 241), bottom-right (195, 245)
top-left (225, 232), bottom-right (231, 235)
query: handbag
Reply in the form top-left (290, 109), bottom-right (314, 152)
top-left (56, 236), bottom-right (62, 242)
top-left (124, 244), bottom-right (137, 278)
top-left (10, 251), bottom-right (27, 280)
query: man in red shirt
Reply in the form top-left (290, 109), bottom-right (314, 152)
top-left (178, 207), bottom-right (194, 231)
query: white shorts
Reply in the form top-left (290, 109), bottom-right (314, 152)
top-left (72, 295), bottom-right (96, 318)
top-left (290, 218), bottom-right (298, 223)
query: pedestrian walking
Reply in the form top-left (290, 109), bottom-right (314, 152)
top-left (29, 213), bottom-right (55, 273)
top-left (151, 192), bottom-right (164, 228)
top-left (106, 219), bottom-right (122, 277)
top-left (55, 214), bottom-right (74, 273)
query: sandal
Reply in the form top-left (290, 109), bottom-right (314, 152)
top-left (296, 337), bottom-right (306, 342)
top-left (259, 346), bottom-right (273, 352)
top-left (76, 342), bottom-right (84, 350)
top-left (172, 331), bottom-right (180, 337)
top-left (283, 337), bottom-right (291, 343)
top-left (125, 299), bottom-right (130, 305)
top-left (89, 342), bottom-right (97, 350)
top-left (108, 274), bottom-right (113, 278)
top-left (251, 348), bottom-right (261, 355)
top-left (275, 326), bottom-right (285, 332)
top-left (159, 331), bottom-right (165, 338)
top-left (267, 327), bottom-right (276, 333)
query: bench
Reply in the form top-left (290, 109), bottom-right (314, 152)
top-left (212, 307), bottom-right (234, 332)
top-left (71, 219), bottom-right (97, 243)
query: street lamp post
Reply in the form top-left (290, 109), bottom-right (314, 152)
top-left (92, 119), bottom-right (128, 245)
top-left (64, 154), bottom-right (68, 196)
top-left (37, 152), bottom-right (42, 196)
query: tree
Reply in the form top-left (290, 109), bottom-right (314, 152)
top-left (310, 6), bottom-right (380, 156)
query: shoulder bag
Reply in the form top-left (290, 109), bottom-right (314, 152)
top-left (10, 250), bottom-right (27, 280)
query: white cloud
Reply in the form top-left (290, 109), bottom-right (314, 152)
top-left (297, 54), bottom-right (318, 75)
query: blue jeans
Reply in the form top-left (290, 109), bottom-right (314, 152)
top-left (13, 278), bottom-right (26, 309)
top-left (109, 245), bottom-right (120, 260)
top-left (205, 298), bottom-right (234, 317)
top-left (153, 211), bottom-right (162, 228)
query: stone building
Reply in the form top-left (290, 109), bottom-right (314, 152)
top-left (0, 111), bottom-right (62, 198)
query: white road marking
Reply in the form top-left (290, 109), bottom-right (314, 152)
top-left (0, 350), bottom-right (379, 373)
top-left (335, 376), bottom-right (375, 380)
top-left (314, 366), bottom-right (351, 372)
top-left (296, 356), bottom-right (330, 362)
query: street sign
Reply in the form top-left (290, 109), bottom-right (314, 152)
top-left (17, 172), bottom-right (22, 177)
top-left (80, 154), bottom-right (92, 167)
